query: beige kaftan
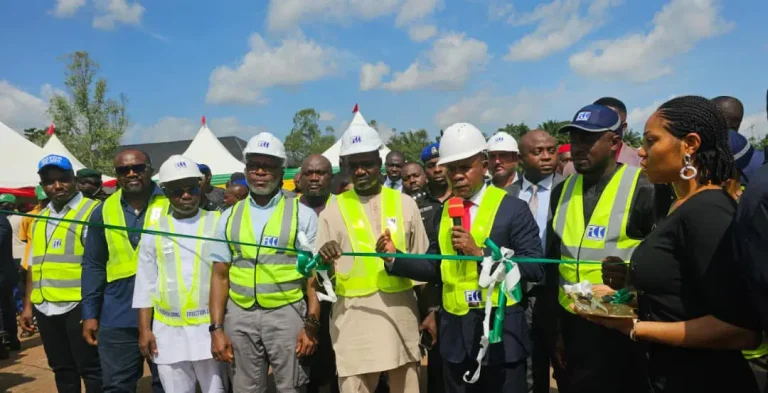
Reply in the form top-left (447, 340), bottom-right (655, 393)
top-left (316, 191), bottom-right (429, 377)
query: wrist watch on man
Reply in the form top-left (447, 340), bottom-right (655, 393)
top-left (208, 323), bottom-right (224, 333)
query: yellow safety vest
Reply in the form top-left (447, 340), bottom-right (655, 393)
top-left (335, 187), bottom-right (413, 297)
top-left (152, 210), bottom-right (219, 326)
top-left (103, 190), bottom-right (169, 283)
top-left (438, 186), bottom-right (514, 316)
top-left (226, 195), bottom-right (304, 309)
top-left (553, 165), bottom-right (642, 312)
top-left (30, 197), bottom-right (99, 304)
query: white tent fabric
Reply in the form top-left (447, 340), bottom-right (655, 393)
top-left (0, 121), bottom-right (45, 188)
top-left (322, 110), bottom-right (391, 166)
top-left (181, 124), bottom-right (245, 175)
top-left (42, 134), bottom-right (114, 182)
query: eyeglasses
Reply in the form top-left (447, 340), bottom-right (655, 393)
top-left (165, 185), bottom-right (201, 198)
top-left (115, 164), bottom-right (148, 176)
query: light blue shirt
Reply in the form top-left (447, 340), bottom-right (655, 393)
top-left (516, 174), bottom-right (554, 251)
top-left (209, 191), bottom-right (318, 263)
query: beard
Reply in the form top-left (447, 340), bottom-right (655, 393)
top-left (171, 201), bottom-right (200, 215)
top-left (249, 179), bottom-right (279, 196)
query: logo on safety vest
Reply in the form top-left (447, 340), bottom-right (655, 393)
top-left (385, 217), bottom-right (397, 230)
top-left (263, 236), bottom-right (279, 247)
top-left (149, 207), bottom-right (162, 224)
top-left (465, 290), bottom-right (482, 306)
top-left (576, 111), bottom-right (591, 121)
top-left (351, 135), bottom-right (362, 144)
top-left (51, 238), bottom-right (62, 249)
top-left (586, 225), bottom-right (606, 241)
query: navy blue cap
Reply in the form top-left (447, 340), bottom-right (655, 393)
top-left (197, 163), bottom-right (211, 175)
top-left (729, 129), bottom-right (764, 184)
top-left (558, 104), bottom-right (622, 134)
top-left (421, 142), bottom-right (440, 162)
top-left (233, 179), bottom-right (247, 187)
top-left (37, 154), bottom-right (73, 173)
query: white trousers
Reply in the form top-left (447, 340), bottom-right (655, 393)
top-left (157, 358), bottom-right (229, 393)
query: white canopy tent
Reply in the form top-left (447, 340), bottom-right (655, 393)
top-left (42, 134), bottom-right (114, 182)
top-left (182, 122), bottom-right (245, 175)
top-left (322, 109), bottom-right (391, 166)
top-left (0, 121), bottom-right (45, 188)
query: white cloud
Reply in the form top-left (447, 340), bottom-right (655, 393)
top-left (125, 116), bottom-right (267, 144)
top-left (0, 81), bottom-right (52, 132)
top-left (626, 100), bottom-right (663, 133)
top-left (741, 111), bottom-right (768, 140)
top-left (206, 34), bottom-right (346, 105)
top-left (488, 0), bottom-right (514, 21)
top-left (504, 0), bottom-right (621, 62)
top-left (396, 0), bottom-right (442, 26)
top-left (51, 0), bottom-right (87, 17)
top-left (319, 111), bottom-right (336, 121)
top-left (92, 0), bottom-right (145, 30)
top-left (369, 32), bottom-right (489, 92)
top-left (408, 24), bottom-right (437, 42)
top-left (569, 0), bottom-right (733, 82)
top-left (359, 62), bottom-right (391, 91)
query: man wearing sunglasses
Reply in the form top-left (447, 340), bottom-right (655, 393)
top-left (82, 149), bottom-right (168, 393)
top-left (133, 155), bottom-right (228, 392)
top-left (208, 132), bottom-right (321, 393)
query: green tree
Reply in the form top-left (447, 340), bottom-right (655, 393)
top-left (497, 123), bottom-right (530, 141)
top-left (536, 120), bottom-right (570, 145)
top-left (47, 51), bottom-right (128, 175)
top-left (622, 129), bottom-right (643, 148)
top-left (387, 129), bottom-right (432, 162)
top-left (283, 108), bottom-right (336, 166)
top-left (23, 127), bottom-right (61, 147)
top-left (749, 135), bottom-right (768, 151)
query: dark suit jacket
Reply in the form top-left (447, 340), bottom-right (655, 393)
top-left (387, 192), bottom-right (544, 365)
top-left (0, 214), bottom-right (19, 289)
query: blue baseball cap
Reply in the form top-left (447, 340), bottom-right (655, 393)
top-left (729, 130), bottom-right (764, 184)
top-left (197, 163), bottom-right (211, 175)
top-left (421, 142), bottom-right (440, 162)
top-left (37, 154), bottom-right (73, 173)
top-left (558, 104), bottom-right (622, 134)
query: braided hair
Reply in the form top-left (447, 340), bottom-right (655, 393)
top-left (657, 95), bottom-right (734, 185)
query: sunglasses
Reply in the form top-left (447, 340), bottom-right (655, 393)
top-left (165, 185), bottom-right (201, 198)
top-left (115, 164), bottom-right (148, 176)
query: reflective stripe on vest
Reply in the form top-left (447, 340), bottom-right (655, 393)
top-left (30, 198), bottom-right (99, 304)
top-left (226, 196), bottom-right (303, 309)
top-left (103, 190), bottom-right (169, 283)
top-left (335, 187), bottom-right (413, 297)
top-left (153, 210), bottom-right (219, 326)
top-left (438, 186), bottom-right (514, 316)
top-left (553, 165), bottom-right (642, 312)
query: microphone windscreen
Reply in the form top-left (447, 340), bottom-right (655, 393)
top-left (447, 197), bottom-right (464, 219)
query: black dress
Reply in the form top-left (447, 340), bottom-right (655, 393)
top-left (631, 189), bottom-right (759, 393)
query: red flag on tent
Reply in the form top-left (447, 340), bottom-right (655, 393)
top-left (202, 115), bottom-right (206, 126)
top-left (353, 104), bottom-right (358, 113)
top-left (46, 124), bottom-right (55, 135)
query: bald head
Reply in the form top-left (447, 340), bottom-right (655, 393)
top-left (519, 129), bottom-right (557, 182)
top-left (115, 149), bottom-right (151, 168)
top-left (301, 154), bottom-right (332, 173)
top-left (712, 96), bottom-right (744, 131)
top-left (300, 154), bottom-right (333, 197)
top-left (520, 130), bottom-right (556, 155)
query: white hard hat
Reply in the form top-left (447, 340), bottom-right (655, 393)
top-left (340, 110), bottom-right (382, 157)
top-left (244, 132), bottom-right (287, 161)
top-left (437, 123), bottom-right (486, 166)
top-left (486, 132), bottom-right (519, 153)
top-left (158, 155), bottom-right (202, 184)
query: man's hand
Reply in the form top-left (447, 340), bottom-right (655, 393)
top-left (19, 306), bottom-right (34, 333)
top-left (376, 229), bottom-right (396, 263)
top-left (82, 319), bottom-right (99, 346)
top-left (602, 256), bottom-right (628, 290)
top-left (451, 226), bottom-right (482, 256)
top-left (295, 328), bottom-right (318, 358)
top-left (138, 329), bottom-right (157, 361)
top-left (317, 241), bottom-right (343, 264)
top-left (211, 330), bottom-right (233, 363)
top-left (419, 311), bottom-right (438, 347)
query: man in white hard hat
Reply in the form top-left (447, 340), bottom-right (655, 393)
top-left (133, 155), bottom-right (228, 393)
top-left (315, 109), bottom-right (429, 393)
top-left (487, 132), bottom-right (520, 191)
top-left (385, 123), bottom-right (544, 393)
top-left (208, 132), bottom-right (321, 393)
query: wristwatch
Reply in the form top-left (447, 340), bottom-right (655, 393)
top-left (208, 323), bottom-right (224, 333)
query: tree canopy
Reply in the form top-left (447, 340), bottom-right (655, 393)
top-left (283, 108), bottom-right (336, 166)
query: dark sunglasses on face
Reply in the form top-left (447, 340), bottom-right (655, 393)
top-left (165, 185), bottom-right (201, 198)
top-left (116, 164), bottom-right (148, 176)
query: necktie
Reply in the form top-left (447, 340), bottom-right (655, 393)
top-left (529, 184), bottom-right (539, 216)
top-left (462, 200), bottom-right (473, 231)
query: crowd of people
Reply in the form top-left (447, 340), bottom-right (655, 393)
top-left (0, 94), bottom-right (768, 393)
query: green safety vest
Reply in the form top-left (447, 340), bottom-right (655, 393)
top-left (30, 197), bottom-right (100, 304)
top-left (103, 190), bottom-right (169, 283)
top-left (226, 195), bottom-right (304, 309)
top-left (438, 186), bottom-right (514, 315)
top-left (335, 187), bottom-right (413, 297)
top-left (152, 210), bottom-right (219, 326)
top-left (553, 165), bottom-right (642, 312)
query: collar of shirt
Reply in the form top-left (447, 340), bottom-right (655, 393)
top-left (385, 178), bottom-right (402, 188)
top-left (46, 192), bottom-right (84, 215)
top-left (468, 184), bottom-right (487, 206)
top-left (522, 173), bottom-right (554, 192)
top-left (248, 190), bottom-right (284, 210)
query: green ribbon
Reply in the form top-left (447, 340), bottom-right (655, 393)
top-left (609, 288), bottom-right (634, 305)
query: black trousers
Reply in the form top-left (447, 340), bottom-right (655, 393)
top-left (34, 304), bottom-right (102, 393)
top-left (525, 293), bottom-right (555, 393)
top-left (559, 309), bottom-right (646, 393)
top-left (0, 286), bottom-right (18, 345)
top-left (443, 358), bottom-right (527, 393)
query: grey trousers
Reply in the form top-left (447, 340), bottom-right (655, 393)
top-left (225, 299), bottom-right (309, 393)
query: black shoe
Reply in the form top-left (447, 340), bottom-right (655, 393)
top-left (7, 339), bottom-right (20, 351)
top-left (0, 343), bottom-right (8, 360)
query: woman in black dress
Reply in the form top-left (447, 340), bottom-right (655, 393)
top-left (579, 95), bottom-right (761, 392)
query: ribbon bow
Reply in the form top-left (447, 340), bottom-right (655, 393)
top-left (296, 232), bottom-right (337, 303)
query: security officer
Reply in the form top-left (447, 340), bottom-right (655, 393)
top-left (550, 104), bottom-right (656, 393)
top-left (208, 132), bottom-right (321, 393)
top-left (421, 142), bottom-right (451, 203)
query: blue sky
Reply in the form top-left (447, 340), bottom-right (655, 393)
top-left (1, 0), bottom-right (767, 145)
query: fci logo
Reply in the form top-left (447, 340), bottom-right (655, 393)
top-left (586, 225), bottom-right (606, 241)
top-left (51, 239), bottom-right (62, 249)
top-left (351, 135), bottom-right (362, 144)
top-left (174, 161), bottom-right (187, 169)
top-left (257, 141), bottom-right (270, 148)
top-left (576, 111), bottom-right (591, 121)
top-left (262, 236), bottom-right (279, 247)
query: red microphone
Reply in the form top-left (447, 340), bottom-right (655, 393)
top-left (447, 197), bottom-right (465, 254)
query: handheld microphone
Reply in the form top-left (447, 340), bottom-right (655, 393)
top-left (447, 197), bottom-right (464, 228)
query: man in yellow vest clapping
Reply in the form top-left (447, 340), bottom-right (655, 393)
top-left (133, 155), bottom-right (228, 392)
top-left (20, 154), bottom-right (103, 393)
top-left (208, 132), bottom-right (321, 393)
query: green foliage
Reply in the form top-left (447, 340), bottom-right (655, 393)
top-left (622, 129), bottom-right (643, 148)
top-left (536, 120), bottom-right (570, 145)
top-left (46, 51), bottom-right (128, 175)
top-left (283, 108), bottom-right (336, 166)
top-left (497, 123), bottom-right (529, 141)
top-left (23, 128), bottom-right (61, 147)
top-left (749, 135), bottom-right (768, 151)
top-left (387, 129), bottom-right (432, 162)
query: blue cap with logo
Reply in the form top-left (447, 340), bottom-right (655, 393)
top-left (37, 154), bottom-right (73, 173)
top-left (421, 142), bottom-right (440, 162)
top-left (729, 129), bottom-right (765, 184)
top-left (558, 104), bottom-right (622, 135)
